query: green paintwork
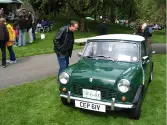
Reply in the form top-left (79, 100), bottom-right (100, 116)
top-left (60, 40), bottom-right (153, 107)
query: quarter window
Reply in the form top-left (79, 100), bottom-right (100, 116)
top-left (141, 42), bottom-right (146, 57)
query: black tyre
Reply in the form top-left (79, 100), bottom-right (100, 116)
top-left (61, 97), bottom-right (70, 106)
top-left (129, 93), bottom-right (142, 120)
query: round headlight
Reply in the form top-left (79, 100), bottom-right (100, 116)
top-left (117, 79), bottom-right (130, 93)
top-left (59, 72), bottom-right (69, 84)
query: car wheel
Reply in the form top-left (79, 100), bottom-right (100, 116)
top-left (149, 62), bottom-right (154, 83)
top-left (61, 97), bottom-right (71, 106)
top-left (129, 93), bottom-right (142, 120)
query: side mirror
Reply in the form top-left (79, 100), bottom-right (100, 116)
top-left (142, 56), bottom-right (148, 64)
top-left (78, 52), bottom-right (83, 57)
top-left (152, 51), bottom-right (156, 54)
top-left (142, 56), bottom-right (148, 60)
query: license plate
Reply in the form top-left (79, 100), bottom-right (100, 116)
top-left (75, 100), bottom-right (106, 112)
top-left (82, 89), bottom-right (101, 100)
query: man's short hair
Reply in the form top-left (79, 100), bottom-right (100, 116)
top-left (70, 20), bottom-right (78, 26)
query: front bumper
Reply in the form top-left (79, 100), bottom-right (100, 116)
top-left (60, 91), bottom-right (134, 110)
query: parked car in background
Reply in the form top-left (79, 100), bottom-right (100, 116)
top-left (59, 34), bottom-right (155, 120)
top-left (152, 24), bottom-right (162, 30)
top-left (86, 17), bottom-right (95, 20)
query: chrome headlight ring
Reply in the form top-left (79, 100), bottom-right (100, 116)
top-left (59, 72), bottom-right (69, 84)
top-left (117, 79), bottom-right (130, 93)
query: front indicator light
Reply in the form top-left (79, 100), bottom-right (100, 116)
top-left (62, 88), bottom-right (67, 92)
top-left (121, 96), bottom-right (126, 102)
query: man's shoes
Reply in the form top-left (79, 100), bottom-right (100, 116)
top-left (2, 65), bottom-right (6, 68)
top-left (11, 60), bottom-right (17, 64)
top-left (7, 60), bottom-right (16, 64)
top-left (7, 60), bottom-right (11, 63)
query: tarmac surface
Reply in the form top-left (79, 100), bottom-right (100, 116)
top-left (0, 43), bottom-right (166, 88)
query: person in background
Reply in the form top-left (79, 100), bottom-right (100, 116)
top-left (148, 24), bottom-right (152, 37)
top-left (41, 18), bottom-right (48, 27)
top-left (18, 15), bottom-right (27, 46)
top-left (53, 20), bottom-right (79, 81)
top-left (0, 8), bottom-right (4, 18)
top-left (142, 21), bottom-right (152, 49)
top-left (1, 19), bottom-right (16, 64)
top-left (0, 18), bottom-right (9, 68)
top-left (27, 12), bottom-right (33, 43)
top-left (136, 23), bottom-right (143, 36)
top-left (99, 19), bottom-right (108, 35)
top-left (142, 21), bottom-right (152, 38)
top-left (13, 22), bottom-right (19, 46)
top-left (32, 14), bottom-right (36, 40)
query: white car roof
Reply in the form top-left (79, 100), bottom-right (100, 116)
top-left (88, 34), bottom-right (145, 42)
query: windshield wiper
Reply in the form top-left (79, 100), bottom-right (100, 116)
top-left (83, 55), bottom-right (94, 58)
top-left (95, 55), bottom-right (114, 61)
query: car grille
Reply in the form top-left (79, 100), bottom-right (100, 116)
top-left (71, 84), bottom-right (116, 100)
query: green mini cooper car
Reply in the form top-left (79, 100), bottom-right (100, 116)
top-left (59, 34), bottom-right (154, 119)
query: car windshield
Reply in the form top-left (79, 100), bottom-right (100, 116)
top-left (83, 41), bottom-right (139, 62)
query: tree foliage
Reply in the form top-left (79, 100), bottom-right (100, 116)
top-left (67, 0), bottom-right (100, 31)
top-left (28, 0), bottom-right (66, 16)
top-left (25, 0), bottom-right (166, 31)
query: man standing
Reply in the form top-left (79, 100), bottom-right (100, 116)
top-left (99, 19), bottom-right (107, 35)
top-left (18, 15), bottom-right (27, 46)
top-left (27, 12), bottom-right (33, 43)
top-left (53, 20), bottom-right (78, 78)
top-left (32, 13), bottom-right (37, 40)
top-left (0, 18), bottom-right (9, 68)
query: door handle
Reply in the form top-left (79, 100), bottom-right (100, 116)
top-left (146, 60), bottom-right (150, 63)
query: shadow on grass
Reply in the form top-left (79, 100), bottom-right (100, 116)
top-left (79, 108), bottom-right (131, 119)
top-left (64, 102), bottom-right (131, 119)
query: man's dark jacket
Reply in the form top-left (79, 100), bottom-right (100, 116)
top-left (18, 18), bottom-right (28, 30)
top-left (99, 22), bottom-right (107, 35)
top-left (143, 26), bottom-right (152, 38)
top-left (53, 25), bottom-right (74, 57)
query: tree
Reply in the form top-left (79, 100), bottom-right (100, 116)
top-left (136, 0), bottom-right (166, 25)
top-left (68, 0), bottom-right (100, 31)
top-left (111, 0), bottom-right (138, 22)
top-left (28, 0), bottom-right (66, 16)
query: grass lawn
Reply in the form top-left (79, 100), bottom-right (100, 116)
top-left (10, 32), bottom-right (83, 58)
top-left (152, 30), bottom-right (166, 43)
top-left (0, 54), bottom-right (166, 125)
top-left (0, 17), bottom-right (133, 60)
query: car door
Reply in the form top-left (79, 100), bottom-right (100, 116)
top-left (141, 41), bottom-right (150, 89)
top-left (146, 37), bottom-right (153, 80)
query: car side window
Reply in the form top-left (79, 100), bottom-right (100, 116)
top-left (141, 42), bottom-right (146, 57)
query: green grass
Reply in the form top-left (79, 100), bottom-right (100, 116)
top-left (11, 32), bottom-right (83, 58)
top-left (0, 17), bottom-right (133, 60)
top-left (152, 30), bottom-right (166, 43)
top-left (0, 31), bottom-right (83, 60)
top-left (0, 54), bottom-right (166, 125)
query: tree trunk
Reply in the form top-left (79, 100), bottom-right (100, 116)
top-left (80, 17), bottom-right (85, 32)
top-left (110, 3), bottom-right (115, 23)
top-left (94, 13), bottom-right (97, 21)
top-left (48, 4), bottom-right (51, 15)
top-left (102, 2), bottom-right (106, 19)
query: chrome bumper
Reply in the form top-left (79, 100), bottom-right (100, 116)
top-left (60, 92), bottom-right (133, 109)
